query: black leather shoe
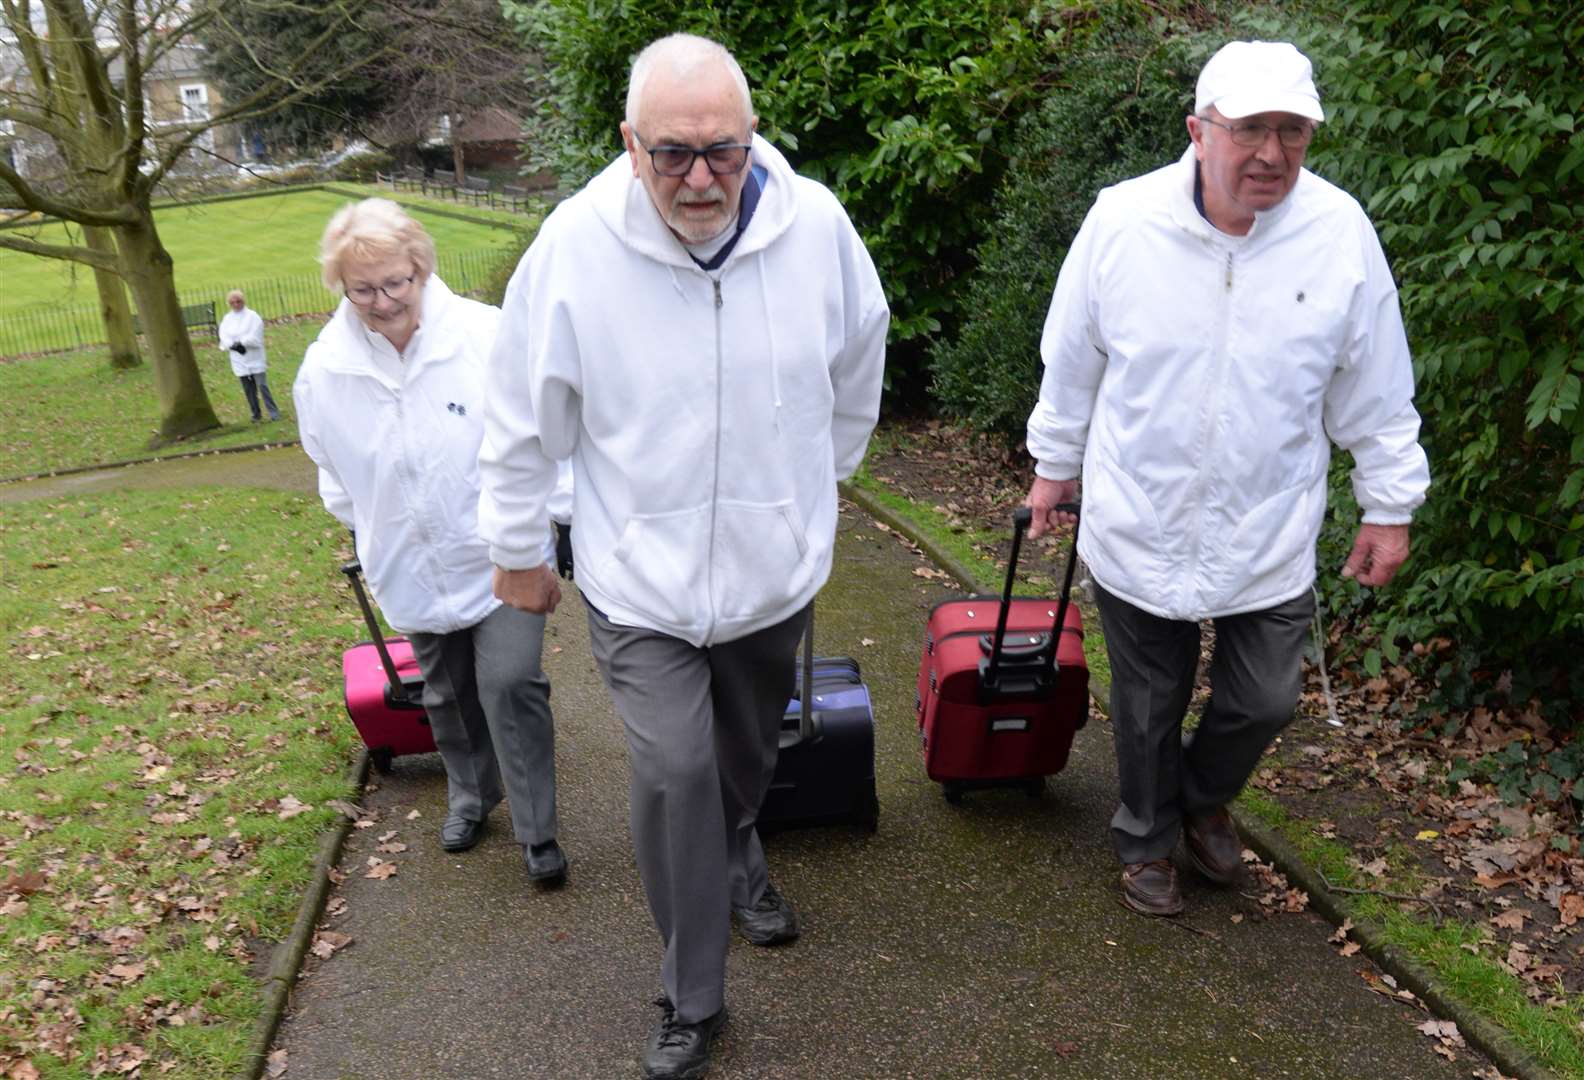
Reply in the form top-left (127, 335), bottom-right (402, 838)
top-left (732, 880), bottom-right (799, 946)
top-left (1121, 858), bottom-right (1184, 916)
top-left (439, 814), bottom-right (485, 852)
top-left (525, 839), bottom-right (567, 886)
top-left (1185, 806), bottom-right (1243, 885)
top-left (642, 997), bottom-right (726, 1080)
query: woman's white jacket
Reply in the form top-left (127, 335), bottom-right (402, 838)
top-left (293, 276), bottom-right (567, 635)
top-left (478, 134), bottom-right (888, 648)
top-left (218, 307), bottom-right (267, 376)
top-left (1027, 148), bottom-right (1430, 621)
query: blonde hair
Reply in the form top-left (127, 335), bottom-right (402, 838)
top-left (625, 33), bottom-right (752, 132)
top-left (318, 198), bottom-right (437, 295)
top-left (226, 289), bottom-right (245, 304)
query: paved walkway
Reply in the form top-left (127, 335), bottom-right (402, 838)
top-left (4, 449), bottom-right (1498, 1078)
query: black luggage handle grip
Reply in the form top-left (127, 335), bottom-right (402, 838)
top-left (340, 558), bottom-right (418, 708)
top-left (985, 503), bottom-right (1080, 690)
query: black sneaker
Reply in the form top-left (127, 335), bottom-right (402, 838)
top-left (731, 880), bottom-right (799, 946)
top-left (641, 996), bottom-right (726, 1080)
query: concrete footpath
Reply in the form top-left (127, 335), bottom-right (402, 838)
top-left (3, 449), bottom-right (1502, 1078)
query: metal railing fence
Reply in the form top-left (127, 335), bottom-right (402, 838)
top-left (0, 246), bottom-right (509, 358)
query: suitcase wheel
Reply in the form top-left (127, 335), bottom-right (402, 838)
top-left (942, 781), bottom-right (964, 805)
top-left (1025, 777), bottom-right (1045, 799)
top-left (860, 793), bottom-right (879, 834)
top-left (370, 747), bottom-right (394, 774)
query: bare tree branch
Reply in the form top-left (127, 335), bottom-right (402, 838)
top-left (0, 231), bottom-right (120, 272)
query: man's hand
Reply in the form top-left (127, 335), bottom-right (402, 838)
top-left (1341, 523), bottom-right (1411, 587)
top-left (1026, 476), bottom-right (1079, 540)
top-left (493, 563), bottom-right (561, 614)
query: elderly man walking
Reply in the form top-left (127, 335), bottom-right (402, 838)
top-left (1024, 41), bottom-right (1429, 917)
top-left (478, 32), bottom-right (887, 1080)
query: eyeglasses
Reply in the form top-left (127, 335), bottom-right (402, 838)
top-left (344, 273), bottom-right (416, 305)
top-left (633, 133), bottom-right (751, 177)
top-left (1198, 116), bottom-right (1315, 150)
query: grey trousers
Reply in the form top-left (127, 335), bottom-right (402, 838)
top-left (1095, 585), bottom-right (1314, 865)
top-left (585, 603), bottom-right (807, 1024)
top-left (408, 602), bottom-right (558, 847)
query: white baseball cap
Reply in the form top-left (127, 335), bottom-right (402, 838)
top-left (1195, 41), bottom-right (1324, 123)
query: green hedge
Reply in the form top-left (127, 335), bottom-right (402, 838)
top-left (501, 0), bottom-right (1081, 382)
top-left (1279, 1), bottom-right (1583, 791)
top-left (929, 18), bottom-right (1214, 438)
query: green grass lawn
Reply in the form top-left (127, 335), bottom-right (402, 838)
top-left (0, 487), bottom-right (364, 1079)
top-left (0, 186), bottom-right (524, 320)
top-left (0, 320), bottom-right (321, 480)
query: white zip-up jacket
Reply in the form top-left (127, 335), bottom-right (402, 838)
top-left (1027, 147), bottom-right (1430, 621)
top-left (479, 134), bottom-right (888, 647)
top-left (218, 306), bottom-right (267, 376)
top-left (294, 276), bottom-right (568, 635)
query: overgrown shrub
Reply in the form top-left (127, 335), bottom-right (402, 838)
top-left (1266, 3), bottom-right (1584, 758)
top-left (930, 17), bottom-right (1215, 438)
top-left (500, 0), bottom-right (1079, 377)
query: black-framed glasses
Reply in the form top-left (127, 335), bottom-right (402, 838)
top-left (1198, 116), bottom-right (1315, 150)
top-left (344, 273), bottom-right (416, 305)
top-left (633, 133), bottom-right (751, 177)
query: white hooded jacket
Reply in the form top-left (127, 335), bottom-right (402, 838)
top-left (479, 134), bottom-right (888, 647)
top-left (293, 276), bottom-right (568, 635)
top-left (1027, 147), bottom-right (1430, 621)
top-left (218, 306), bottom-right (267, 376)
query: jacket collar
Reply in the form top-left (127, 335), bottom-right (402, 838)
top-left (589, 132), bottom-right (800, 270)
top-left (1167, 145), bottom-right (1301, 244)
top-left (316, 274), bottom-right (464, 383)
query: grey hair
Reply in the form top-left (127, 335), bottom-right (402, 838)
top-left (226, 289), bottom-right (245, 304)
top-left (318, 197), bottom-right (437, 296)
top-left (624, 33), bottom-right (753, 133)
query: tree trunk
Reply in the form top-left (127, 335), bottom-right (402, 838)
top-left (84, 226), bottom-right (141, 370)
top-left (115, 211), bottom-right (220, 443)
top-left (451, 122), bottom-right (466, 187)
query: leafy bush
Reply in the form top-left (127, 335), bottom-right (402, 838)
top-left (500, 0), bottom-right (1072, 368)
top-left (1269, 2), bottom-right (1584, 744)
top-left (930, 17), bottom-right (1215, 438)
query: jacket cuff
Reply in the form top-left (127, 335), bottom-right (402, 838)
top-left (489, 545), bottom-right (548, 572)
top-left (1033, 461), bottom-right (1080, 482)
top-left (1360, 508), bottom-right (1415, 527)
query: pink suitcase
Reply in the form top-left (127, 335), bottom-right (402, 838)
top-left (340, 559), bottom-right (435, 773)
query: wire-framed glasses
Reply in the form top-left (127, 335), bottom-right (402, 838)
top-left (1198, 116), bottom-right (1315, 149)
top-left (344, 273), bottom-right (416, 305)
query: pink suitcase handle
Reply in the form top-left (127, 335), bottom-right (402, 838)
top-left (340, 559), bottom-right (421, 708)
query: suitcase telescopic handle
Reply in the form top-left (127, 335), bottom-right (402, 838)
top-left (985, 503), bottom-right (1081, 686)
top-left (340, 559), bottom-right (417, 707)
top-left (800, 603), bottom-right (816, 739)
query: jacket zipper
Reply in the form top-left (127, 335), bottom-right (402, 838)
top-left (1184, 249), bottom-right (1236, 610)
top-left (706, 275), bottom-right (725, 641)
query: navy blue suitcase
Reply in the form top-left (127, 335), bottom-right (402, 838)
top-left (757, 608), bottom-right (879, 834)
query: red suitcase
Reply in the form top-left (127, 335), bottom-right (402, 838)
top-left (340, 559), bottom-right (434, 773)
top-left (916, 505), bottom-right (1088, 802)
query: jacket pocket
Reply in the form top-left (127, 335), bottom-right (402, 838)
top-left (1216, 478), bottom-right (1321, 597)
top-left (711, 499), bottom-right (815, 623)
top-left (599, 506), bottom-right (711, 631)
top-left (1086, 455), bottom-right (1168, 600)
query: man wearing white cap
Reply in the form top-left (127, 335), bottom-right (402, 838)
top-left (1022, 41), bottom-right (1430, 915)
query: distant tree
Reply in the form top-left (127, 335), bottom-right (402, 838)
top-left (204, 0), bottom-right (532, 184)
top-left (0, 0), bottom-right (382, 441)
top-left (200, 1), bottom-right (389, 158)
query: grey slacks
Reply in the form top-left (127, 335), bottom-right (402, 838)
top-left (1095, 585), bottom-right (1314, 865)
top-left (408, 602), bottom-right (558, 847)
top-left (585, 603), bottom-right (807, 1024)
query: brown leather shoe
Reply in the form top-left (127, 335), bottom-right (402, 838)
top-left (1184, 806), bottom-right (1242, 885)
top-left (1120, 859), bottom-right (1184, 916)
